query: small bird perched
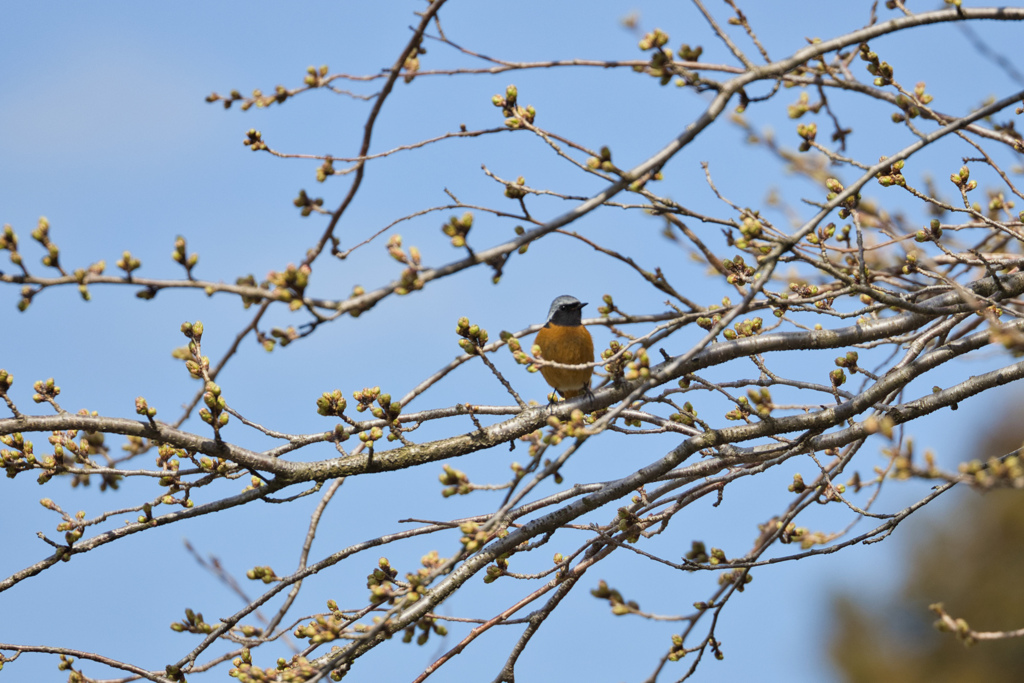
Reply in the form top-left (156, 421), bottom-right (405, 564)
top-left (534, 295), bottom-right (594, 399)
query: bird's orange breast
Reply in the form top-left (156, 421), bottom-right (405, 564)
top-left (535, 324), bottom-right (594, 398)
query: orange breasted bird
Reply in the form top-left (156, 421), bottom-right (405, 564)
top-left (535, 295), bottom-right (594, 399)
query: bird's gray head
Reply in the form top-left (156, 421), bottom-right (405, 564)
top-left (545, 295), bottom-right (587, 326)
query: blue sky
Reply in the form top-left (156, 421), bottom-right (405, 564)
top-left (2, 2), bottom-right (1023, 682)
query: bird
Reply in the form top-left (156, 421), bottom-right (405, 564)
top-left (534, 295), bottom-right (594, 400)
